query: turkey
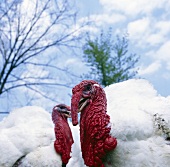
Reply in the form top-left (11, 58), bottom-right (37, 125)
top-left (71, 79), bottom-right (170, 167)
top-left (52, 104), bottom-right (74, 167)
top-left (71, 80), bottom-right (117, 167)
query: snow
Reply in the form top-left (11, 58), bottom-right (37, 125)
top-left (0, 106), bottom-right (55, 167)
top-left (105, 79), bottom-right (170, 167)
top-left (0, 79), bottom-right (170, 167)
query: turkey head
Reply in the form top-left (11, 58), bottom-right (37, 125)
top-left (71, 80), bottom-right (97, 126)
top-left (52, 104), bottom-right (71, 123)
top-left (71, 80), bottom-right (117, 167)
top-left (52, 104), bottom-right (74, 166)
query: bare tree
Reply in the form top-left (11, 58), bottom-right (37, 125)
top-left (0, 0), bottom-right (88, 112)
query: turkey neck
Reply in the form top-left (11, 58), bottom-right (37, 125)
top-left (79, 86), bottom-right (110, 167)
top-left (80, 86), bottom-right (108, 145)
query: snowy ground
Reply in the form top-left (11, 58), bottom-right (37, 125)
top-left (0, 79), bottom-right (170, 167)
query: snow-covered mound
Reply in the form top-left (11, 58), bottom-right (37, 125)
top-left (0, 106), bottom-right (56, 167)
top-left (105, 79), bottom-right (170, 167)
top-left (19, 143), bottom-right (62, 167)
top-left (67, 123), bottom-right (85, 167)
top-left (0, 79), bottom-right (170, 167)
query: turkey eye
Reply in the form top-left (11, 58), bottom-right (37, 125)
top-left (58, 104), bottom-right (66, 109)
top-left (84, 84), bottom-right (91, 91)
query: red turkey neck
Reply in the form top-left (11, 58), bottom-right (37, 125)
top-left (52, 106), bottom-right (74, 165)
top-left (53, 111), bottom-right (68, 122)
top-left (71, 80), bottom-right (117, 167)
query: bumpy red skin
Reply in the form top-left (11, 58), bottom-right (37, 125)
top-left (71, 80), bottom-right (117, 167)
top-left (52, 105), bottom-right (74, 164)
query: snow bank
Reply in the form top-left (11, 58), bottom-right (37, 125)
top-left (0, 106), bottom-right (55, 167)
top-left (105, 79), bottom-right (170, 167)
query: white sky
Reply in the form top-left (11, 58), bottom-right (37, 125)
top-left (0, 79), bottom-right (170, 166)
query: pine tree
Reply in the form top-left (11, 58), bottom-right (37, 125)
top-left (83, 29), bottom-right (139, 86)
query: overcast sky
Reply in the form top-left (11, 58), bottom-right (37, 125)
top-left (69, 0), bottom-right (170, 97)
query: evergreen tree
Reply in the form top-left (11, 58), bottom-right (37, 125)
top-left (83, 29), bottom-right (139, 86)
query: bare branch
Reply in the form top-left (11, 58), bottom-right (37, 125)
top-left (25, 85), bottom-right (61, 103)
top-left (0, 0), bottom-right (89, 110)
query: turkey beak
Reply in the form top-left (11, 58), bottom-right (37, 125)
top-left (64, 106), bottom-right (71, 118)
top-left (63, 110), bottom-right (71, 118)
top-left (61, 107), bottom-right (71, 118)
top-left (64, 111), bottom-right (71, 118)
top-left (78, 97), bottom-right (89, 113)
